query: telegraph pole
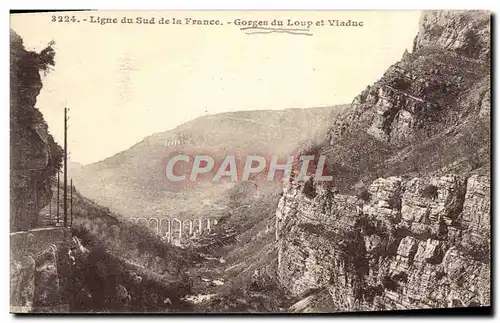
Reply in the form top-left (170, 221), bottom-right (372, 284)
top-left (63, 107), bottom-right (68, 227)
top-left (56, 171), bottom-right (60, 226)
top-left (70, 179), bottom-right (73, 227)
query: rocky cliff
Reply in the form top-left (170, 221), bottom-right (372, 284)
top-left (322, 12), bottom-right (490, 195)
top-left (276, 10), bottom-right (490, 312)
top-left (10, 30), bottom-right (63, 231)
top-left (276, 173), bottom-right (490, 311)
top-left (413, 11), bottom-right (491, 60)
top-left (328, 10), bottom-right (490, 144)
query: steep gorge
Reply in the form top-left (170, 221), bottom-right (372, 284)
top-left (275, 10), bottom-right (491, 312)
top-left (10, 10), bottom-right (492, 314)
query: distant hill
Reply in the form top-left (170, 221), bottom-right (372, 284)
top-left (70, 106), bottom-right (348, 219)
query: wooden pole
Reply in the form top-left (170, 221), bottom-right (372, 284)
top-left (56, 171), bottom-right (60, 226)
top-left (70, 179), bottom-right (73, 227)
top-left (63, 107), bottom-right (68, 227)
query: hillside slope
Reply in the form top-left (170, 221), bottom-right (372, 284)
top-left (37, 185), bottom-right (197, 312)
top-left (276, 10), bottom-right (491, 312)
top-left (71, 106), bottom-right (347, 219)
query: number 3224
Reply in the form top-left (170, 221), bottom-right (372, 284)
top-left (51, 16), bottom-right (77, 23)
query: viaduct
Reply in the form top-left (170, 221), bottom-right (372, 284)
top-left (131, 217), bottom-right (218, 244)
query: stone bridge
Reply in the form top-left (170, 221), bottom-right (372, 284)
top-left (131, 217), bottom-right (218, 244)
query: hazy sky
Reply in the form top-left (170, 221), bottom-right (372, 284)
top-left (11, 11), bottom-right (421, 165)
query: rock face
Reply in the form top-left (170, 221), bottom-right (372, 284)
top-left (277, 11), bottom-right (490, 312)
top-left (10, 255), bottom-right (36, 312)
top-left (276, 174), bottom-right (490, 312)
top-left (10, 228), bottom-right (75, 312)
top-left (10, 30), bottom-right (62, 232)
top-left (413, 11), bottom-right (491, 60)
top-left (327, 11), bottom-right (490, 148)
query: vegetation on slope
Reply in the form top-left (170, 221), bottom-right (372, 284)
top-left (48, 185), bottom-right (197, 312)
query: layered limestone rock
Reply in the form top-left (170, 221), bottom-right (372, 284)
top-left (276, 179), bottom-right (365, 311)
top-left (279, 10), bottom-right (490, 313)
top-left (327, 11), bottom-right (490, 148)
top-left (276, 174), bottom-right (490, 312)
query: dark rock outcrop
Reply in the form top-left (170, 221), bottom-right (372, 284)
top-left (10, 30), bottom-right (62, 232)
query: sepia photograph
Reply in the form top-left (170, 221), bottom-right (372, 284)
top-left (9, 9), bottom-right (491, 314)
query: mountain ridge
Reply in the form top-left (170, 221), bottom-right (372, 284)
top-left (70, 105), bottom-right (348, 219)
top-left (82, 106), bottom-right (348, 168)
